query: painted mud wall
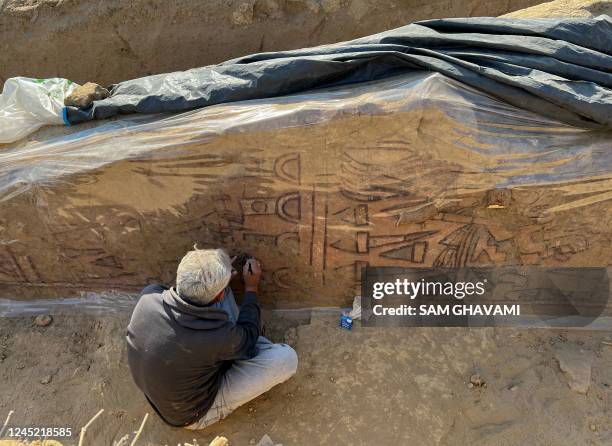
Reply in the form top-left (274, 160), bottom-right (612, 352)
top-left (0, 73), bottom-right (611, 307)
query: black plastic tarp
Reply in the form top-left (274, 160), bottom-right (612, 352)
top-left (66, 16), bottom-right (612, 129)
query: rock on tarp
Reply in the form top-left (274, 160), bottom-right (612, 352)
top-left (65, 16), bottom-right (612, 129)
top-left (1, 72), bottom-right (611, 308)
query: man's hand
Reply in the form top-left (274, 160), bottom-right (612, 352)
top-left (243, 258), bottom-right (262, 293)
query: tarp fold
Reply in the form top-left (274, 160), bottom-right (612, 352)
top-left (66, 16), bottom-right (612, 129)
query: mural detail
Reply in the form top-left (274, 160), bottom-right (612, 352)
top-left (0, 111), bottom-right (610, 307)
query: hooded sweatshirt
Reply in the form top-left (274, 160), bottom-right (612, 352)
top-left (126, 284), bottom-right (260, 427)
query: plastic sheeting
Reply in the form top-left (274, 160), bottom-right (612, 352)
top-left (0, 77), bottom-right (77, 143)
top-left (66, 16), bottom-right (612, 129)
top-left (1, 72), bottom-right (611, 310)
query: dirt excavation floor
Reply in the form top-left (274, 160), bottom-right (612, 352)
top-left (0, 311), bottom-right (610, 446)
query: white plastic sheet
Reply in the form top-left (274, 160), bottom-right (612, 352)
top-left (0, 77), bottom-right (76, 143)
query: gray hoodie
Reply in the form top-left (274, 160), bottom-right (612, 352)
top-left (126, 284), bottom-right (260, 426)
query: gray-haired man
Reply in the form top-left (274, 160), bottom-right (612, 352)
top-left (126, 248), bottom-right (298, 429)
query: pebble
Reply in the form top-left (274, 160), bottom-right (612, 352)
top-left (249, 438), bottom-right (256, 445)
top-left (556, 350), bottom-right (592, 395)
top-left (64, 82), bottom-right (109, 108)
top-left (33, 315), bottom-right (53, 327)
top-left (589, 424), bottom-right (597, 432)
top-left (470, 373), bottom-right (485, 387)
top-left (40, 375), bottom-right (52, 384)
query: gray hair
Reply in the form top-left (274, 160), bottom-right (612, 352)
top-left (176, 246), bottom-right (232, 305)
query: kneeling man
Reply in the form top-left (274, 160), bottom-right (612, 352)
top-left (127, 247), bottom-right (298, 429)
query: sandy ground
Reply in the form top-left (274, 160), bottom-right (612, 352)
top-left (0, 309), bottom-right (610, 446)
top-left (0, 0), bottom-right (545, 88)
top-left (503, 0), bottom-right (612, 17)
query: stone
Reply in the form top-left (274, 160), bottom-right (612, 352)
top-left (208, 436), bottom-right (230, 446)
top-left (255, 434), bottom-right (277, 446)
top-left (64, 82), bottom-right (109, 108)
top-left (470, 374), bottom-right (485, 387)
top-left (40, 374), bottom-right (52, 384)
top-left (33, 314), bottom-right (53, 327)
top-left (232, 2), bottom-right (254, 26)
top-left (555, 349), bottom-right (592, 395)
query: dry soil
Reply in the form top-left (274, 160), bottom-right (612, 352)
top-left (0, 311), bottom-right (610, 445)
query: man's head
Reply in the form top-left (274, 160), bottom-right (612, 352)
top-left (176, 247), bottom-right (232, 306)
